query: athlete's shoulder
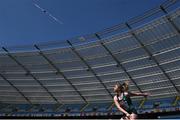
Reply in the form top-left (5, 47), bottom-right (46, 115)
top-left (114, 95), bottom-right (118, 100)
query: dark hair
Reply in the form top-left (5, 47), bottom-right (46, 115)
top-left (114, 83), bottom-right (123, 93)
top-left (122, 82), bottom-right (129, 91)
top-left (114, 81), bottom-right (129, 93)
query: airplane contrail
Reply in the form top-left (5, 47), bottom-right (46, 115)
top-left (32, 1), bottom-right (64, 25)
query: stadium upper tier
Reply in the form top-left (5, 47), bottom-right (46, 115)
top-left (0, 0), bottom-right (179, 106)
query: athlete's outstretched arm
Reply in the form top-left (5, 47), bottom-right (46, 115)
top-left (129, 92), bottom-right (150, 97)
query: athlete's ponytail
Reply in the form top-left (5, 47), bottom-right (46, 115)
top-left (122, 81), bottom-right (130, 92)
top-left (114, 82), bottom-right (123, 93)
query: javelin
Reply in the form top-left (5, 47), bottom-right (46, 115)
top-left (32, 1), bottom-right (64, 25)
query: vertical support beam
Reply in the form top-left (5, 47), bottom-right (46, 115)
top-left (80, 103), bottom-right (90, 112)
top-left (0, 73), bottom-right (32, 105)
top-left (139, 97), bottom-right (147, 109)
top-left (34, 44), bottom-right (88, 104)
top-left (107, 102), bottom-right (114, 111)
top-left (67, 40), bottom-right (113, 98)
top-left (2, 47), bottom-right (61, 104)
top-left (54, 104), bottom-right (64, 112)
top-left (27, 105), bottom-right (34, 112)
top-left (95, 33), bottom-right (143, 93)
top-left (125, 22), bottom-right (180, 94)
top-left (172, 96), bottom-right (180, 106)
top-left (160, 5), bottom-right (180, 34)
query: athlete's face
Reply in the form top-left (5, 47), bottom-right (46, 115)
top-left (114, 84), bottom-right (120, 93)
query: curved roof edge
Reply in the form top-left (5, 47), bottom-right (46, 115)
top-left (0, 0), bottom-right (179, 53)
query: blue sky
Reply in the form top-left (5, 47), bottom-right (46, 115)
top-left (0, 0), bottom-right (166, 47)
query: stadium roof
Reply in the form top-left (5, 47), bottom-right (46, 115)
top-left (0, 0), bottom-right (180, 105)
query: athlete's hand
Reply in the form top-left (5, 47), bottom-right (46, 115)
top-left (125, 112), bottom-right (130, 118)
top-left (143, 92), bottom-right (150, 97)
